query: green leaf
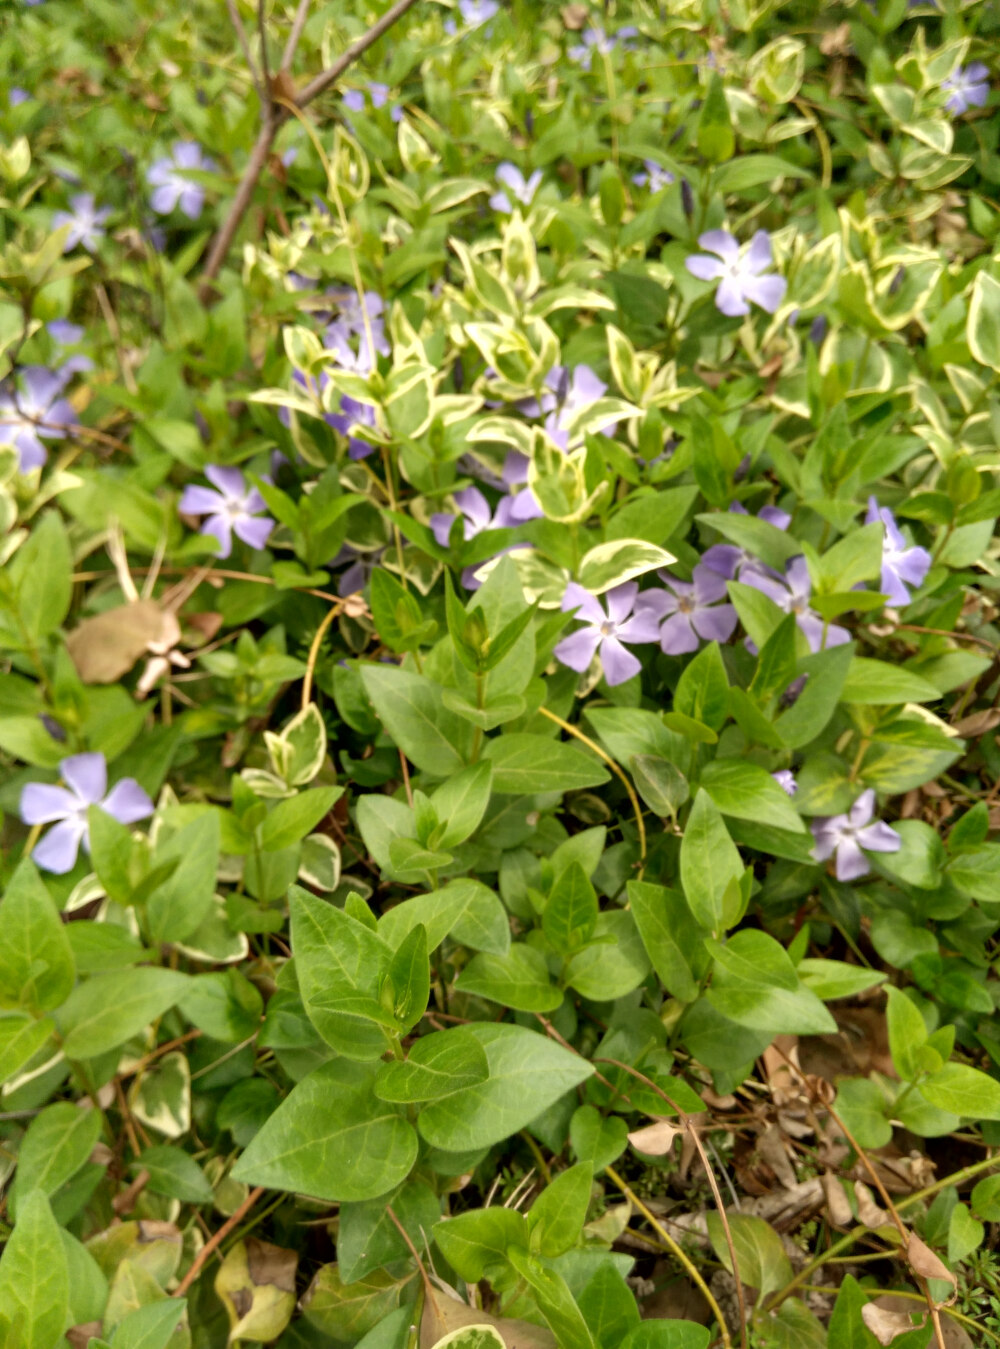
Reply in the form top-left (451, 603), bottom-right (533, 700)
top-left (378, 879), bottom-right (510, 956)
top-left (484, 734), bottom-right (610, 793)
top-left (816, 523), bottom-right (883, 591)
top-left (699, 760), bottom-right (804, 832)
top-left (674, 642), bottom-right (730, 732)
top-left (886, 987), bottom-right (930, 1081)
top-left (134, 1145), bottom-right (213, 1205)
top-left (360, 665), bottom-right (474, 776)
top-left (58, 968), bottom-right (190, 1060)
top-left (827, 1274), bottom-right (881, 1348)
top-left (775, 643), bottom-right (854, 750)
top-left (232, 1058), bottom-right (418, 1201)
top-left (291, 885), bottom-right (394, 1059)
top-left (796, 960), bottom-right (886, 1001)
top-left (9, 1102), bottom-right (103, 1221)
top-left (947, 844), bottom-right (1000, 901)
top-left (968, 269), bottom-right (1000, 371)
top-left (630, 755), bottom-right (689, 818)
top-left (375, 1028), bottom-right (490, 1104)
top-left (527, 1163), bottom-right (593, 1257)
top-left (679, 790), bottom-right (744, 934)
top-left (628, 881), bottom-right (704, 1003)
top-left (3, 511), bottom-right (72, 642)
top-left (708, 929), bottom-right (798, 991)
top-left (621, 1323), bottom-right (710, 1349)
top-left (508, 1248), bottom-right (597, 1349)
top-left (0, 1190), bottom-right (69, 1349)
top-left (0, 860), bottom-right (75, 1012)
top-left (180, 969), bottom-right (263, 1042)
top-left (109, 1300), bottom-right (187, 1349)
top-left (456, 944), bottom-right (563, 1012)
top-left (840, 658), bottom-right (941, 705)
top-left (258, 786), bottom-right (342, 851)
top-left (145, 812), bottom-right (221, 944)
top-left (370, 567), bottom-right (435, 653)
top-left (88, 806), bottom-right (136, 906)
top-left (417, 1023), bottom-right (594, 1152)
top-left (831, 1078), bottom-right (893, 1150)
top-left (0, 1014), bottom-right (55, 1086)
top-left (301, 1265), bottom-right (413, 1343)
top-left (385, 923), bottom-right (430, 1031)
top-left (431, 763), bottom-right (493, 850)
top-left (696, 512), bottom-right (799, 572)
top-left (920, 1063), bottom-right (1000, 1120)
top-left (706, 1211), bottom-right (792, 1298)
top-left (542, 862), bottom-right (599, 954)
top-left (564, 911), bottom-right (652, 1001)
top-left (339, 1179), bottom-right (441, 1284)
top-left (433, 1206), bottom-right (528, 1282)
top-left (577, 1265), bottom-right (640, 1349)
top-left (696, 73), bottom-right (735, 163)
top-left (569, 1105), bottom-right (629, 1172)
top-left (713, 154), bottom-right (812, 190)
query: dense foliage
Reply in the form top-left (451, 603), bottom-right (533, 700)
top-left (3, 0), bottom-right (1000, 1346)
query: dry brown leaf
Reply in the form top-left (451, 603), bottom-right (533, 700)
top-left (246, 1237), bottom-right (298, 1292)
top-left (821, 1170), bottom-right (853, 1227)
top-left (67, 1325), bottom-right (103, 1349)
top-left (420, 1289), bottom-right (557, 1349)
top-left (819, 22), bottom-right (852, 56)
top-left (756, 1123), bottom-right (798, 1190)
top-left (906, 1232), bottom-right (956, 1290)
top-left (952, 707), bottom-right (1000, 737)
top-left (66, 600), bottom-right (168, 683)
top-left (762, 1035), bottom-right (804, 1105)
top-left (628, 1118), bottom-right (683, 1156)
top-left (861, 1301), bottom-right (926, 1345)
top-left (560, 3), bottom-right (589, 29)
top-left (854, 1181), bottom-right (890, 1229)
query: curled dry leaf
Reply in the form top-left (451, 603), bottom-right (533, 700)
top-left (821, 1170), bottom-right (853, 1227)
top-left (861, 1301), bottom-right (927, 1346)
top-left (628, 1118), bottom-right (683, 1156)
top-left (853, 1181), bottom-right (890, 1229)
top-left (560, 3), bottom-right (589, 29)
top-left (756, 1123), bottom-right (798, 1191)
top-left (66, 599), bottom-right (170, 683)
top-left (420, 1287), bottom-right (557, 1349)
top-left (906, 1232), bottom-right (956, 1292)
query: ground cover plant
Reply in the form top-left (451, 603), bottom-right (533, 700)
top-left (3, 0), bottom-right (1000, 1345)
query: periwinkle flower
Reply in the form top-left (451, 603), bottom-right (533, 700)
top-left (326, 290), bottom-right (390, 356)
top-left (20, 752), bottom-right (153, 874)
top-left (490, 163), bottom-right (543, 214)
top-left (430, 485), bottom-right (520, 588)
top-left (701, 502), bottom-right (791, 581)
top-left (329, 394), bottom-right (379, 461)
top-left (457, 0), bottom-right (499, 27)
top-left (342, 83), bottom-right (403, 122)
top-left (47, 320), bottom-right (93, 378)
top-left (499, 451), bottom-right (544, 523)
top-left (51, 192), bottom-right (110, 253)
top-left (685, 229), bottom-right (787, 318)
top-left (147, 141), bottom-right (216, 219)
top-left (517, 364), bottom-right (619, 450)
top-left (555, 582), bottom-right (661, 686)
top-left (632, 160), bottom-right (674, 192)
top-left (638, 565), bottom-right (738, 655)
top-left (772, 770), bottom-right (797, 797)
top-left (569, 25), bottom-right (638, 70)
top-left (865, 496), bottom-right (931, 606)
top-left (10, 88), bottom-right (31, 106)
top-left (0, 365), bottom-right (76, 472)
top-left (942, 63), bottom-right (989, 115)
top-left (745, 556), bottom-right (850, 653)
top-left (179, 465), bottom-right (274, 559)
top-left (810, 789), bottom-right (900, 881)
top-left (324, 320), bottom-right (381, 373)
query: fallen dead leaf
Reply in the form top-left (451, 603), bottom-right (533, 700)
top-left (906, 1232), bottom-right (956, 1292)
top-left (854, 1181), bottom-right (890, 1229)
top-left (820, 22), bottom-right (852, 56)
top-left (628, 1118), bottom-right (683, 1156)
top-left (66, 599), bottom-right (169, 683)
top-left (821, 1171), bottom-right (853, 1228)
top-left (862, 1300), bottom-right (926, 1345)
top-left (67, 1325), bottom-right (103, 1349)
top-left (952, 707), bottom-right (1000, 737)
top-left (420, 1289), bottom-right (557, 1349)
top-left (560, 3), bottom-right (589, 28)
top-left (756, 1124), bottom-right (798, 1190)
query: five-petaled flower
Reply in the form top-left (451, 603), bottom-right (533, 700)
top-left (866, 496), bottom-right (931, 606)
top-left (148, 142), bottom-right (216, 219)
top-left (490, 163), bottom-right (543, 214)
top-left (638, 565), bottom-right (739, 655)
top-left (745, 556), bottom-right (850, 653)
top-left (772, 770), bottom-right (798, 797)
top-left (517, 364), bottom-right (620, 451)
top-left (21, 752), bottom-right (154, 874)
top-left (0, 365), bottom-right (76, 472)
top-left (686, 229), bottom-right (787, 317)
top-left (179, 465), bottom-right (274, 559)
top-left (810, 789), bottom-right (900, 881)
top-left (633, 160), bottom-right (674, 192)
top-left (457, 0), bottom-right (499, 28)
top-left (942, 63), bottom-right (989, 115)
top-left (430, 485), bottom-right (521, 587)
top-left (555, 582), bottom-right (661, 686)
top-left (701, 502), bottom-right (791, 581)
top-left (52, 192), bottom-right (110, 253)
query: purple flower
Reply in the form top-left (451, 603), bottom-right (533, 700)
top-left (179, 465), bottom-right (274, 559)
top-left (638, 565), bottom-right (738, 655)
top-left (499, 451), bottom-right (544, 523)
top-left (0, 366), bottom-right (76, 472)
top-left (342, 89), bottom-right (366, 113)
top-left (810, 789), bottom-right (901, 882)
top-left (555, 582), bottom-right (661, 686)
top-left (516, 364), bottom-right (620, 451)
top-left (457, 0), bottom-right (499, 27)
top-left (51, 193), bottom-right (110, 253)
top-left (325, 290), bottom-right (390, 356)
top-left (490, 163), bottom-right (543, 214)
top-left (942, 63), bottom-right (989, 115)
top-left (772, 770), bottom-right (797, 797)
top-left (431, 485), bottom-right (520, 588)
top-left (632, 160), bottom-right (674, 192)
top-left (332, 543), bottom-right (385, 596)
top-left (701, 502), bottom-right (792, 581)
top-left (342, 83), bottom-right (403, 121)
top-left (685, 230), bottom-right (787, 318)
top-left (329, 395), bottom-right (379, 461)
top-left (569, 25), bottom-right (638, 69)
top-left (9, 88), bottom-right (31, 106)
top-left (744, 557), bottom-right (851, 653)
top-left (324, 320), bottom-right (381, 372)
top-left (865, 497), bottom-right (931, 607)
top-left (20, 753), bottom-right (154, 875)
top-left (47, 319), bottom-right (84, 346)
top-left (147, 142), bottom-right (216, 219)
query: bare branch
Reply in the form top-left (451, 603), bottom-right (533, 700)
top-left (257, 0), bottom-right (272, 95)
top-left (296, 0), bottom-right (421, 109)
top-left (200, 0), bottom-right (422, 293)
top-left (226, 0), bottom-right (266, 107)
top-left (280, 0), bottom-right (312, 73)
